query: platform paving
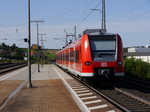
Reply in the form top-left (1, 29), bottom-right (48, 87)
top-left (0, 65), bottom-right (81, 112)
top-left (0, 80), bottom-right (23, 106)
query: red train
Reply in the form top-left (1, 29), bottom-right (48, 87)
top-left (56, 29), bottom-right (124, 81)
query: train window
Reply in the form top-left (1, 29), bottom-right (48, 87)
top-left (89, 35), bottom-right (116, 62)
top-left (64, 54), bottom-right (65, 61)
top-left (90, 40), bottom-right (116, 51)
top-left (70, 51), bottom-right (74, 62)
top-left (75, 50), bottom-right (79, 62)
top-left (66, 54), bottom-right (69, 61)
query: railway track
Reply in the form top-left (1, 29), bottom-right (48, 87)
top-left (117, 76), bottom-right (150, 89)
top-left (116, 77), bottom-right (150, 101)
top-left (71, 78), bottom-right (131, 112)
top-left (111, 77), bottom-right (150, 111)
top-left (58, 65), bottom-right (150, 112)
top-left (0, 62), bottom-right (28, 74)
top-left (92, 77), bottom-right (150, 112)
top-left (98, 88), bottom-right (150, 112)
top-left (89, 77), bottom-right (150, 112)
top-left (0, 63), bottom-right (12, 66)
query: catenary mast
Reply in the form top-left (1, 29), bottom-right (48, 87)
top-left (102, 0), bottom-right (107, 32)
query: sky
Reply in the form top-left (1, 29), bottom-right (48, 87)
top-left (0, 0), bottom-right (150, 49)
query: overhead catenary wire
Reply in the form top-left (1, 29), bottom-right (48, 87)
top-left (0, 30), bottom-right (15, 39)
top-left (110, 0), bottom-right (149, 22)
top-left (74, 0), bottom-right (96, 25)
top-left (0, 24), bottom-right (14, 32)
top-left (76, 1), bottom-right (102, 27)
top-left (108, 0), bottom-right (150, 31)
top-left (45, 0), bottom-right (97, 21)
top-left (0, 24), bottom-right (24, 42)
top-left (109, 9), bottom-right (150, 31)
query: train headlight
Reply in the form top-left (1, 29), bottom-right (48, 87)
top-left (84, 61), bottom-right (91, 66)
top-left (118, 61), bottom-right (123, 65)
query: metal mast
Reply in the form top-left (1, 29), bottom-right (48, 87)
top-left (31, 20), bottom-right (44, 72)
top-left (27, 0), bottom-right (32, 88)
top-left (64, 29), bottom-right (68, 46)
top-left (102, 0), bottom-right (107, 32)
top-left (39, 34), bottom-right (46, 67)
top-left (74, 26), bottom-right (77, 41)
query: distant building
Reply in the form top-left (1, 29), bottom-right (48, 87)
top-left (128, 46), bottom-right (150, 52)
top-left (127, 46), bottom-right (150, 63)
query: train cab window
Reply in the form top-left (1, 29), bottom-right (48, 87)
top-left (89, 35), bottom-right (116, 62)
top-left (90, 40), bottom-right (116, 51)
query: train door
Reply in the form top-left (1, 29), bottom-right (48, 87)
top-left (62, 51), bottom-right (64, 66)
top-left (79, 44), bottom-right (82, 72)
top-left (76, 43), bottom-right (82, 73)
top-left (74, 46), bottom-right (76, 72)
top-left (64, 50), bottom-right (66, 67)
top-left (66, 49), bottom-right (69, 67)
top-left (70, 48), bottom-right (74, 70)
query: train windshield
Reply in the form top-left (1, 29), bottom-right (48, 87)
top-left (90, 40), bottom-right (115, 51)
top-left (89, 35), bottom-right (116, 62)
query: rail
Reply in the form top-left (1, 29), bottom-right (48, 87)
top-left (0, 62), bottom-right (28, 74)
top-left (57, 64), bottom-right (150, 112)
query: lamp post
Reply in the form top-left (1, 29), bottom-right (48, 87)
top-left (27, 0), bottom-right (32, 88)
top-left (31, 20), bottom-right (45, 72)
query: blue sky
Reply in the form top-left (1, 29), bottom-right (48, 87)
top-left (0, 0), bottom-right (150, 49)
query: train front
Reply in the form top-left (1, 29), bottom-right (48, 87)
top-left (82, 30), bottom-right (124, 79)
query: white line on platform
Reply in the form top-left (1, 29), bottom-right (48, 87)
top-left (76, 90), bottom-right (90, 93)
top-left (81, 96), bottom-right (97, 100)
top-left (7, 70), bottom-right (38, 98)
top-left (72, 86), bottom-right (84, 88)
top-left (84, 100), bottom-right (102, 105)
top-left (106, 110), bottom-right (115, 112)
top-left (78, 93), bottom-right (93, 96)
top-left (0, 69), bottom-right (38, 111)
top-left (52, 66), bottom-right (90, 112)
top-left (69, 82), bottom-right (80, 84)
top-left (0, 66), bottom-right (27, 81)
top-left (70, 84), bottom-right (82, 87)
top-left (89, 104), bottom-right (108, 110)
top-left (73, 88), bottom-right (87, 91)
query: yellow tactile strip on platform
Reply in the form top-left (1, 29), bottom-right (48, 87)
top-left (0, 80), bottom-right (23, 105)
top-left (1, 80), bottom-right (81, 112)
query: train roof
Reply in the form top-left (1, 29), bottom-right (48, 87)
top-left (83, 29), bottom-right (116, 36)
top-left (57, 29), bottom-right (118, 54)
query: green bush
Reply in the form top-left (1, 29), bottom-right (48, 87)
top-left (6, 58), bottom-right (12, 63)
top-left (124, 58), bottom-right (150, 80)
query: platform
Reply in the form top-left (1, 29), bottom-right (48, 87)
top-left (0, 64), bottom-right (81, 112)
